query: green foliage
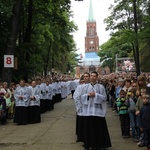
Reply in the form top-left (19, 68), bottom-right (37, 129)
top-left (0, 0), bottom-right (14, 75)
top-left (140, 39), bottom-right (150, 72)
top-left (98, 37), bottom-right (132, 72)
top-left (0, 0), bottom-right (78, 81)
top-left (102, 0), bottom-right (150, 72)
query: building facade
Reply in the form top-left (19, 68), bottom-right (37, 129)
top-left (76, 0), bottom-right (101, 77)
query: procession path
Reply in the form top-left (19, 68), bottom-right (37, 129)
top-left (0, 96), bottom-right (145, 150)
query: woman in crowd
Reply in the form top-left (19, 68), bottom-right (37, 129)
top-left (136, 76), bottom-right (147, 97)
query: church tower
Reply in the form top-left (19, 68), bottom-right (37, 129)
top-left (85, 0), bottom-right (99, 53)
top-left (75, 0), bottom-right (102, 77)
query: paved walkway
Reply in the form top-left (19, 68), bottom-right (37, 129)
top-left (0, 96), bottom-right (145, 150)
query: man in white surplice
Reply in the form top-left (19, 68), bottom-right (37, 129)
top-left (14, 80), bottom-right (29, 125)
top-left (28, 80), bottom-right (41, 123)
top-left (73, 72), bottom-right (90, 143)
top-left (74, 72), bottom-right (107, 117)
top-left (69, 79), bottom-right (77, 99)
top-left (80, 78), bottom-right (107, 117)
top-left (74, 71), bottom-right (111, 150)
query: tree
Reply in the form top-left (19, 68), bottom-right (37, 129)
top-left (103, 0), bottom-right (150, 73)
top-left (0, 0), bottom-right (77, 82)
top-left (1, 0), bottom-right (23, 84)
top-left (0, 0), bottom-right (13, 76)
top-left (98, 37), bottom-right (131, 72)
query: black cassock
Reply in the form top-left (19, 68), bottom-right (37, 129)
top-left (84, 116), bottom-right (111, 149)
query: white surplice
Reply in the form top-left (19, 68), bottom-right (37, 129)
top-left (74, 83), bottom-right (107, 117)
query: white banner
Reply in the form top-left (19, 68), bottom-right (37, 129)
top-left (116, 56), bottom-right (136, 72)
top-left (4, 55), bottom-right (14, 68)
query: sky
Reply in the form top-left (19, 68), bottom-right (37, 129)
top-left (70, 0), bottom-right (114, 54)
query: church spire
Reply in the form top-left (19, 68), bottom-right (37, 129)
top-left (88, 0), bottom-right (95, 22)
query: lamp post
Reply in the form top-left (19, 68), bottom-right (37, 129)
top-left (115, 54), bottom-right (118, 73)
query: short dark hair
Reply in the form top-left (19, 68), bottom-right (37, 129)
top-left (83, 72), bottom-right (90, 77)
top-left (20, 79), bottom-right (25, 83)
top-left (91, 71), bottom-right (98, 77)
top-left (119, 89), bottom-right (126, 95)
top-left (125, 78), bottom-right (131, 84)
top-left (80, 75), bottom-right (84, 80)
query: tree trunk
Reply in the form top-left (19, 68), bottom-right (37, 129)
top-left (133, 0), bottom-right (140, 76)
top-left (43, 44), bottom-right (51, 77)
top-left (2, 0), bottom-right (23, 84)
top-left (24, 0), bottom-right (33, 81)
top-left (131, 44), bottom-right (137, 70)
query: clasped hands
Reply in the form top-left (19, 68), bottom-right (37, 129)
top-left (19, 96), bottom-right (23, 99)
top-left (88, 91), bottom-right (95, 97)
top-left (30, 96), bottom-right (35, 100)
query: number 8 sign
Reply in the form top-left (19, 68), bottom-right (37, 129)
top-left (4, 55), bottom-right (14, 68)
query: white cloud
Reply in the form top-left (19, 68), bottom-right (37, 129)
top-left (70, 0), bottom-right (114, 54)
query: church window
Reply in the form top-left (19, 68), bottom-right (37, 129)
top-left (90, 27), bottom-right (92, 36)
top-left (87, 27), bottom-right (89, 36)
top-left (92, 28), bottom-right (94, 35)
top-left (89, 47), bottom-right (92, 51)
top-left (90, 26), bottom-right (94, 36)
top-left (89, 27), bottom-right (91, 36)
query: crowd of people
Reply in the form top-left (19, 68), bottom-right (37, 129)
top-left (0, 75), bottom-right (79, 125)
top-left (1, 71), bottom-right (150, 150)
top-left (102, 72), bottom-right (150, 150)
top-left (73, 71), bottom-right (150, 150)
